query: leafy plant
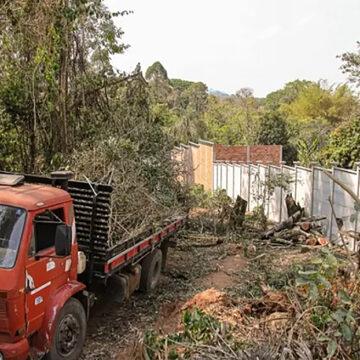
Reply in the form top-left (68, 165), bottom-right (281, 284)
top-left (296, 248), bottom-right (359, 358)
top-left (144, 307), bottom-right (240, 359)
top-left (297, 138), bottom-right (319, 167)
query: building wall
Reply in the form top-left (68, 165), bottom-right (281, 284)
top-left (173, 142), bottom-right (282, 191)
top-left (214, 144), bottom-right (282, 165)
top-left (189, 142), bottom-right (200, 184)
top-left (198, 141), bottom-right (213, 191)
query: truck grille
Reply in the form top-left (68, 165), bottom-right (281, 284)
top-left (0, 297), bottom-right (7, 318)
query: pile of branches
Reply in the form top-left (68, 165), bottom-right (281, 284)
top-left (262, 195), bottom-right (327, 247)
top-left (69, 137), bottom-right (186, 245)
top-left (262, 212), bottom-right (328, 247)
top-left (188, 185), bottom-right (248, 235)
top-left (68, 78), bottom-right (187, 245)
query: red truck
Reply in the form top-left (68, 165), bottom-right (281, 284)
top-left (0, 171), bottom-right (184, 360)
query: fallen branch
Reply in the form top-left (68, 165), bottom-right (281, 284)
top-left (263, 210), bottom-right (303, 239)
top-left (328, 196), bottom-right (357, 275)
top-left (324, 172), bottom-right (360, 207)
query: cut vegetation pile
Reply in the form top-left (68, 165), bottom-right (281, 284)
top-left (68, 120), bottom-right (187, 246)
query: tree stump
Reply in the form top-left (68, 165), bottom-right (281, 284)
top-left (230, 196), bottom-right (248, 230)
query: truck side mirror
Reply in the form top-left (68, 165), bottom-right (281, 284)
top-left (55, 224), bottom-right (72, 257)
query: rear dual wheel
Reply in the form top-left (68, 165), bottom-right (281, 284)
top-left (140, 249), bottom-right (163, 292)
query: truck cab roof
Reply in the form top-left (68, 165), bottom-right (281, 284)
top-left (0, 183), bottom-right (71, 210)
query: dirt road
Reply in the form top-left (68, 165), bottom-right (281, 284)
top-left (81, 240), bottom-right (247, 359)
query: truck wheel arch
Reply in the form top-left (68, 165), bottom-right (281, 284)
top-left (40, 281), bottom-right (86, 349)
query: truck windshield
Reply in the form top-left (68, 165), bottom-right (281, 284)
top-left (0, 205), bottom-right (26, 269)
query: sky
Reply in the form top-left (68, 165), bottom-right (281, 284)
top-left (104, 0), bottom-right (360, 97)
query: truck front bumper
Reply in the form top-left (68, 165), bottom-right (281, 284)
top-left (0, 338), bottom-right (29, 360)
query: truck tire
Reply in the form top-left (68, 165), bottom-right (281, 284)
top-left (140, 249), bottom-right (162, 292)
top-left (160, 240), bottom-right (169, 271)
top-left (46, 298), bottom-right (87, 360)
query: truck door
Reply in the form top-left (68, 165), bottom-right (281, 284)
top-left (25, 207), bottom-right (72, 335)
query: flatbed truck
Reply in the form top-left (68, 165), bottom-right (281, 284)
top-left (0, 171), bottom-right (184, 360)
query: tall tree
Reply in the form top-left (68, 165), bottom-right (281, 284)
top-left (0, 0), bottom-right (129, 171)
top-left (339, 41), bottom-right (360, 87)
top-left (145, 61), bottom-right (169, 81)
top-left (235, 87), bottom-right (259, 144)
top-left (322, 117), bottom-right (360, 169)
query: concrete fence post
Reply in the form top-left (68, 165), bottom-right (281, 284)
top-left (293, 161), bottom-right (300, 203)
top-left (247, 161), bottom-right (251, 211)
top-left (329, 162), bottom-right (338, 241)
top-left (309, 161), bottom-right (318, 217)
top-left (256, 160), bottom-right (262, 207)
top-left (279, 161), bottom-right (286, 222)
top-left (226, 161), bottom-right (229, 195)
top-left (266, 161), bottom-right (273, 218)
top-left (232, 162), bottom-right (236, 201)
top-left (239, 161), bottom-right (243, 200)
top-left (355, 162), bottom-right (360, 236)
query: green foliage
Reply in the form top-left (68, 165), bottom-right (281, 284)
top-left (145, 61), bottom-right (169, 81)
top-left (188, 184), bottom-right (211, 208)
top-left (170, 78), bottom-right (194, 92)
top-left (297, 138), bottom-right (320, 167)
top-left (265, 80), bottom-right (314, 110)
top-left (144, 307), bottom-right (239, 359)
top-left (0, 0), bottom-right (129, 171)
top-left (296, 248), bottom-right (359, 358)
top-left (322, 117), bottom-right (360, 169)
top-left (281, 83), bottom-right (358, 127)
top-left (256, 111), bottom-right (297, 162)
top-left (339, 41), bottom-right (360, 88)
top-left (256, 111), bottom-right (289, 145)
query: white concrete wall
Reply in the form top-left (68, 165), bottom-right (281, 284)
top-left (213, 162), bottom-right (360, 249)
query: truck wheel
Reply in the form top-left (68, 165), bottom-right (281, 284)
top-left (140, 249), bottom-right (162, 292)
top-left (46, 298), bottom-right (86, 360)
top-left (160, 240), bottom-right (169, 271)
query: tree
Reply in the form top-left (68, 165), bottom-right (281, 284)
top-left (235, 87), bottom-right (259, 144)
top-left (256, 111), bottom-right (297, 163)
top-left (280, 82), bottom-right (360, 153)
top-left (202, 95), bottom-right (241, 145)
top-left (0, 0), bottom-right (129, 171)
top-left (183, 82), bottom-right (208, 114)
top-left (322, 117), bottom-right (360, 169)
top-left (171, 82), bottom-right (208, 143)
top-left (145, 61), bottom-right (169, 82)
top-left (297, 138), bottom-right (319, 167)
top-left (281, 82), bottom-right (359, 126)
top-left (170, 78), bottom-right (194, 92)
top-left (339, 41), bottom-right (360, 87)
top-left (256, 111), bottom-right (289, 145)
top-left (265, 80), bottom-right (313, 110)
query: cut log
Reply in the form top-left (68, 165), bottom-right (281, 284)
top-left (298, 216), bottom-right (326, 222)
top-left (274, 227), bottom-right (302, 240)
top-left (285, 194), bottom-right (302, 217)
top-left (298, 221), bottom-right (311, 231)
top-left (262, 210), bottom-right (303, 239)
top-left (270, 238), bottom-right (293, 245)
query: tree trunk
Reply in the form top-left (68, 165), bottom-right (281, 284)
top-left (262, 210), bottom-right (303, 239)
top-left (230, 196), bottom-right (248, 230)
top-left (285, 194), bottom-right (302, 217)
top-left (59, 0), bottom-right (69, 154)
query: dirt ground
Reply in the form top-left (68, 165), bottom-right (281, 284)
top-left (81, 234), bottom-right (317, 360)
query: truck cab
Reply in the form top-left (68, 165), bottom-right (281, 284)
top-left (0, 174), bottom-right (85, 360)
